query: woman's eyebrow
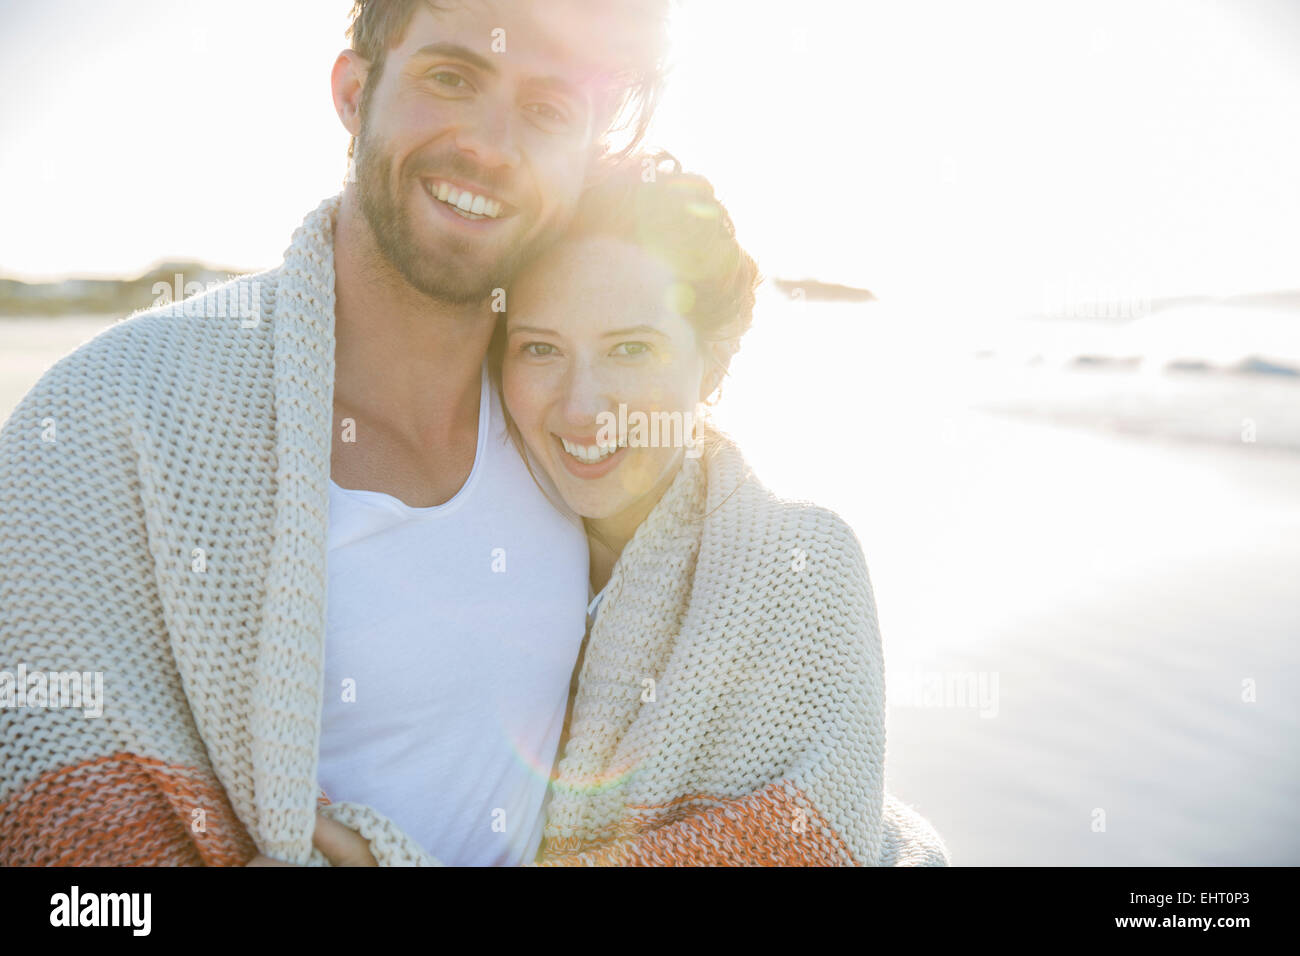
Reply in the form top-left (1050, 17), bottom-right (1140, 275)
top-left (526, 74), bottom-right (587, 106)
top-left (507, 325), bottom-right (558, 337)
top-left (602, 325), bottom-right (668, 338)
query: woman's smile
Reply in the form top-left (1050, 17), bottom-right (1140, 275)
top-left (553, 433), bottom-right (631, 479)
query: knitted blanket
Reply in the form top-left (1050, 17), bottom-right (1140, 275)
top-left (0, 194), bottom-right (431, 866)
top-left (0, 193), bottom-right (948, 866)
top-left (533, 440), bottom-right (950, 866)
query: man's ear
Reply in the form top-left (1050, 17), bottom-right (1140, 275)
top-left (332, 49), bottom-right (371, 137)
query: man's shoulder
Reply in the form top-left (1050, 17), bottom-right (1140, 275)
top-left (112, 266), bottom-right (279, 351)
top-left (132, 267), bottom-right (277, 325)
top-left (3, 267), bottom-right (283, 438)
top-left (41, 269), bottom-right (278, 380)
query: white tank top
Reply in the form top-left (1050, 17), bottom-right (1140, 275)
top-left (318, 362), bottom-right (589, 865)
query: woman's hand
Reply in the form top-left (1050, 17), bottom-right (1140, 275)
top-left (245, 813), bottom-right (379, 866)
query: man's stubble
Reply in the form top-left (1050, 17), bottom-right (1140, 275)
top-left (352, 111), bottom-right (570, 308)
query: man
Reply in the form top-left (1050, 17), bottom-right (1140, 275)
top-left (0, 0), bottom-right (668, 866)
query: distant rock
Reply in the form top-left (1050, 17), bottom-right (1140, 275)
top-left (772, 277), bottom-right (876, 303)
top-left (1231, 355), bottom-right (1300, 378)
top-left (1070, 354), bottom-right (1143, 370)
top-left (1151, 290), bottom-right (1300, 314)
top-left (0, 261), bottom-right (256, 317)
top-left (1166, 358), bottom-right (1214, 374)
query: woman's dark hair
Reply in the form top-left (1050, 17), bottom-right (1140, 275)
top-left (564, 150), bottom-right (761, 350)
top-left (489, 149), bottom-right (763, 477)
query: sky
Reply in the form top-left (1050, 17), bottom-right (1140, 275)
top-left (2, 0), bottom-right (1299, 313)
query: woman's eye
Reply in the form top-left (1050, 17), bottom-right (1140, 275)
top-left (522, 342), bottom-right (556, 357)
top-left (526, 102), bottom-right (566, 124)
top-left (612, 342), bottom-right (651, 357)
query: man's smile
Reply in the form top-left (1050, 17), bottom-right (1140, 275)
top-left (421, 177), bottom-right (516, 221)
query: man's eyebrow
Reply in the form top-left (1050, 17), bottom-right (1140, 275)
top-left (411, 42), bottom-right (497, 76)
top-left (412, 42), bottom-right (588, 106)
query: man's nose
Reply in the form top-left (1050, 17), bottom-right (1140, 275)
top-left (455, 96), bottom-right (522, 170)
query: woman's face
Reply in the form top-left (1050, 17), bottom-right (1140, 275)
top-left (503, 236), bottom-right (709, 521)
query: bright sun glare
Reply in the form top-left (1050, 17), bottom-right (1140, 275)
top-left (0, 0), bottom-right (1297, 311)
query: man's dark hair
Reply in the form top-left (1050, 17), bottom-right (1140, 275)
top-left (345, 0), bottom-right (672, 164)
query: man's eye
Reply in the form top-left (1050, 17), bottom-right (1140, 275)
top-left (523, 342), bottom-right (556, 357)
top-left (612, 342), bottom-right (651, 357)
top-left (431, 71), bottom-right (470, 90)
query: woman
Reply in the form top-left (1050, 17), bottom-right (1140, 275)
top-left (493, 151), bottom-right (951, 866)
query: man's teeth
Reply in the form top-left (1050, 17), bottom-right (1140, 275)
top-left (559, 436), bottom-right (625, 464)
top-left (427, 181), bottom-right (503, 219)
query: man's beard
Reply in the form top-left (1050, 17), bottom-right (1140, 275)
top-left (353, 125), bottom-right (555, 306)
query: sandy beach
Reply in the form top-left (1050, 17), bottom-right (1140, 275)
top-left (865, 419), bottom-right (1300, 865)
top-left (3, 299), bottom-right (1297, 865)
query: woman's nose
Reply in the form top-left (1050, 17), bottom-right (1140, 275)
top-left (561, 363), bottom-right (615, 431)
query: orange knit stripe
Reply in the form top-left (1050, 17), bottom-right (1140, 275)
top-left (539, 779), bottom-right (856, 866)
top-left (0, 752), bottom-right (257, 866)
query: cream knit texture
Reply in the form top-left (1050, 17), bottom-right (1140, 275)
top-left (0, 194), bottom-right (948, 866)
top-left (535, 438), bottom-right (950, 866)
top-left (0, 194), bottom-right (434, 866)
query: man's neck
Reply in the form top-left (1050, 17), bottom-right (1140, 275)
top-left (331, 191), bottom-right (494, 445)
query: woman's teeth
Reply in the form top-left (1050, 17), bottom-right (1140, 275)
top-left (559, 436), bottom-right (624, 464)
top-left (426, 180), bottom-right (504, 219)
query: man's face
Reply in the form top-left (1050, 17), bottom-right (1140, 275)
top-left (352, 0), bottom-right (609, 304)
